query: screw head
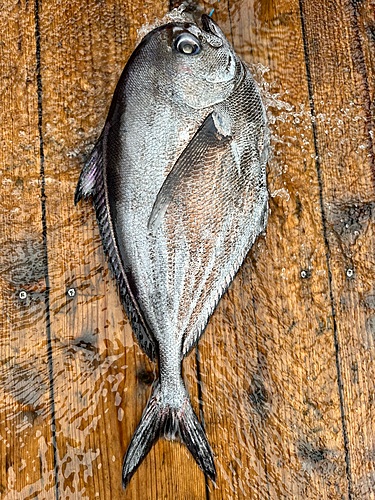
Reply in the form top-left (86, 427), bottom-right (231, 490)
top-left (346, 268), bottom-right (354, 278)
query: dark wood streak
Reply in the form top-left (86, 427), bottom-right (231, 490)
top-left (227, 0), bottom-right (234, 46)
top-left (195, 345), bottom-right (211, 500)
top-left (34, 0), bottom-right (59, 498)
top-left (249, 271), bottom-right (271, 500)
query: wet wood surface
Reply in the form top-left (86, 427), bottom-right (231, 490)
top-left (0, 0), bottom-right (374, 498)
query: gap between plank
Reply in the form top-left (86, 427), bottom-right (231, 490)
top-left (195, 345), bottom-right (211, 500)
top-left (34, 1), bottom-right (60, 498)
top-left (227, 0), bottom-right (234, 46)
top-left (298, 1), bottom-right (353, 498)
top-left (249, 271), bottom-right (271, 500)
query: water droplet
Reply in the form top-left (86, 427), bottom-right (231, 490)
top-left (67, 287), bottom-right (76, 298)
top-left (346, 268), bottom-right (354, 278)
top-left (19, 290), bottom-right (27, 300)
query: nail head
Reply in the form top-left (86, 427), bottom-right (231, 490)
top-left (346, 268), bottom-right (354, 278)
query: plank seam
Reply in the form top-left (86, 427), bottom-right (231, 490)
top-left (34, 1), bottom-right (60, 498)
top-left (298, 1), bottom-right (353, 499)
top-left (249, 272), bottom-right (271, 500)
top-left (227, 0), bottom-right (234, 47)
top-left (195, 346), bottom-right (211, 500)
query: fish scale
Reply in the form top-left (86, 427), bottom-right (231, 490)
top-left (75, 13), bottom-right (269, 489)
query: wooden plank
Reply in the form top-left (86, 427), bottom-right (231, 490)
top-left (197, 0), bottom-right (352, 498)
top-left (37, 0), bottom-right (208, 498)
top-left (2, 0), bottom-right (375, 498)
top-left (300, 1), bottom-right (375, 498)
top-left (0, 1), bottom-right (58, 498)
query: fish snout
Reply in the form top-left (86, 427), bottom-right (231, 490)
top-left (200, 14), bottom-right (223, 48)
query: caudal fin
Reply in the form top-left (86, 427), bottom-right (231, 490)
top-left (122, 382), bottom-right (216, 489)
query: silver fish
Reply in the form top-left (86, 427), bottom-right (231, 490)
top-left (75, 14), bottom-right (269, 488)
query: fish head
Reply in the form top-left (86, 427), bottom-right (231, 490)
top-left (136, 16), bottom-right (244, 109)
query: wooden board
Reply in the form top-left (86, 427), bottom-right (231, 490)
top-left (0, 2), bottom-right (59, 498)
top-left (0, 0), bottom-right (374, 499)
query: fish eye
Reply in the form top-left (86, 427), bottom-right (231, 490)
top-left (174, 33), bottom-right (201, 55)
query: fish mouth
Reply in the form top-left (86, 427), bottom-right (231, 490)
top-left (200, 14), bottom-right (223, 47)
top-left (201, 14), bottom-right (213, 33)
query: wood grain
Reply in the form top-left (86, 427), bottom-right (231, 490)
top-left (0, 1), bottom-right (58, 498)
top-left (300, 1), bottom-right (375, 497)
top-left (0, 0), bottom-right (374, 499)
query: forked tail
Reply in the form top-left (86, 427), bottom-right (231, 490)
top-left (122, 381), bottom-right (216, 488)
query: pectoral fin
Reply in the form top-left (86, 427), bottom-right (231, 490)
top-left (147, 112), bottom-right (231, 232)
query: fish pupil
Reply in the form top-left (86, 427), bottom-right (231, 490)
top-left (182, 43), bottom-right (193, 54)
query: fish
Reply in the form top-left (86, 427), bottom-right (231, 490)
top-left (75, 13), bottom-right (269, 488)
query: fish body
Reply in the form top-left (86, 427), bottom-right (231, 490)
top-left (75, 14), bottom-right (269, 488)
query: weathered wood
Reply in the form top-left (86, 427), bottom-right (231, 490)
top-left (0, 2), bottom-right (58, 498)
top-left (1, 0), bottom-right (375, 498)
top-left (300, 1), bottom-right (375, 498)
